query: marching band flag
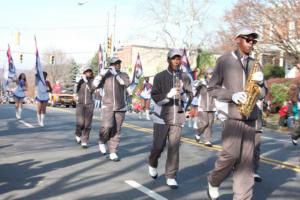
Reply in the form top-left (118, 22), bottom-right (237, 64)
top-left (34, 36), bottom-right (46, 85)
top-left (98, 44), bottom-right (104, 74)
top-left (7, 44), bottom-right (16, 79)
top-left (131, 53), bottom-right (143, 85)
top-left (181, 48), bottom-right (194, 80)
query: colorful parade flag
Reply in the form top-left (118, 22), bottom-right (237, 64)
top-left (131, 53), bottom-right (143, 85)
top-left (7, 44), bottom-right (16, 79)
top-left (34, 36), bottom-right (46, 85)
top-left (98, 44), bottom-right (104, 74)
top-left (181, 48), bottom-right (194, 80)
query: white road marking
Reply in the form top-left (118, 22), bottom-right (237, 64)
top-left (19, 120), bottom-right (34, 128)
top-left (262, 136), bottom-right (290, 143)
top-left (125, 180), bottom-right (168, 200)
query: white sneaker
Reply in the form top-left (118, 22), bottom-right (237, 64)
top-left (16, 111), bottom-right (20, 120)
top-left (292, 139), bottom-right (298, 145)
top-left (146, 110), bottom-right (151, 120)
top-left (109, 153), bottom-right (120, 161)
top-left (195, 134), bottom-right (201, 142)
top-left (99, 143), bottom-right (107, 154)
top-left (193, 121), bottom-right (198, 129)
top-left (208, 182), bottom-right (219, 199)
top-left (40, 120), bottom-right (44, 127)
top-left (148, 165), bottom-right (158, 179)
top-left (166, 178), bottom-right (178, 189)
top-left (37, 114), bottom-right (41, 125)
top-left (146, 115), bottom-right (151, 120)
top-left (81, 142), bottom-right (88, 148)
top-left (75, 136), bottom-right (81, 144)
top-left (204, 141), bottom-right (213, 147)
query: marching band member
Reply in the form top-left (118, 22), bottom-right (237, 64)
top-left (13, 73), bottom-right (28, 120)
top-left (194, 68), bottom-right (215, 147)
top-left (35, 71), bottom-right (52, 127)
top-left (93, 57), bottom-right (130, 161)
top-left (148, 49), bottom-right (193, 189)
top-left (139, 77), bottom-right (152, 120)
top-left (207, 28), bottom-right (265, 200)
top-left (74, 66), bottom-right (95, 148)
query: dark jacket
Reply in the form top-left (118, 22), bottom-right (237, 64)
top-left (98, 70), bottom-right (130, 111)
top-left (195, 80), bottom-right (215, 112)
top-left (208, 50), bottom-right (266, 121)
top-left (151, 67), bottom-right (193, 126)
top-left (77, 78), bottom-right (95, 105)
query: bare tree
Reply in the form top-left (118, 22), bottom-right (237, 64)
top-left (141, 0), bottom-right (211, 51)
top-left (215, 0), bottom-right (300, 62)
top-left (42, 49), bottom-right (71, 85)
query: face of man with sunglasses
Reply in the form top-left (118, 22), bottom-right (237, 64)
top-left (236, 35), bottom-right (257, 55)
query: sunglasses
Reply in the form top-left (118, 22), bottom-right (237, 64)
top-left (240, 36), bottom-right (257, 44)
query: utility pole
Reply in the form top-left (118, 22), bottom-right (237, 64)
top-left (113, 5), bottom-right (116, 54)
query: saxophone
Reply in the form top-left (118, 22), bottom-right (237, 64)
top-left (239, 55), bottom-right (261, 117)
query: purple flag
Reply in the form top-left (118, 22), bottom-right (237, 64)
top-left (7, 44), bottom-right (16, 79)
top-left (181, 49), bottom-right (193, 80)
top-left (34, 36), bottom-right (46, 85)
top-left (98, 44), bottom-right (104, 74)
top-left (131, 53), bottom-right (143, 85)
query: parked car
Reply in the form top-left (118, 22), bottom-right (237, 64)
top-left (8, 92), bottom-right (15, 104)
top-left (50, 90), bottom-right (76, 108)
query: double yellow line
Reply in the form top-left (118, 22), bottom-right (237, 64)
top-left (123, 123), bottom-right (300, 173)
top-left (44, 106), bottom-right (300, 173)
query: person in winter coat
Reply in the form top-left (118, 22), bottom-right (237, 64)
top-left (93, 57), bottom-right (130, 161)
top-left (74, 66), bottom-right (95, 148)
top-left (148, 49), bottom-right (193, 189)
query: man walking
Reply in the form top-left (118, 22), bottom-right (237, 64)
top-left (93, 57), bottom-right (130, 161)
top-left (148, 49), bottom-right (193, 189)
top-left (207, 27), bottom-right (265, 200)
top-left (194, 68), bottom-right (216, 147)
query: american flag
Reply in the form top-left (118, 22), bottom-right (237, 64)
top-left (34, 36), bottom-right (46, 85)
top-left (131, 53), bottom-right (143, 85)
top-left (6, 44), bottom-right (16, 79)
top-left (98, 44), bottom-right (104, 74)
top-left (181, 48), bottom-right (194, 80)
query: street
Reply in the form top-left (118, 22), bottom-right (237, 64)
top-left (0, 104), bottom-right (299, 200)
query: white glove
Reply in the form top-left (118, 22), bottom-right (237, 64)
top-left (193, 80), bottom-right (201, 87)
top-left (252, 71), bottom-right (264, 82)
top-left (167, 88), bottom-right (179, 99)
top-left (109, 66), bottom-right (118, 75)
top-left (82, 74), bottom-right (88, 83)
top-left (100, 68), bottom-right (108, 76)
top-left (93, 75), bottom-right (102, 87)
top-left (232, 92), bottom-right (247, 104)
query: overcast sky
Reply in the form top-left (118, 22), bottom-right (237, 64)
top-left (0, 0), bottom-right (236, 70)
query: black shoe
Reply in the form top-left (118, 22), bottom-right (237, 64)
top-left (254, 174), bottom-right (262, 182)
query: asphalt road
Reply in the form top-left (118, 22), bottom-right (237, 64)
top-left (0, 104), bottom-right (299, 200)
